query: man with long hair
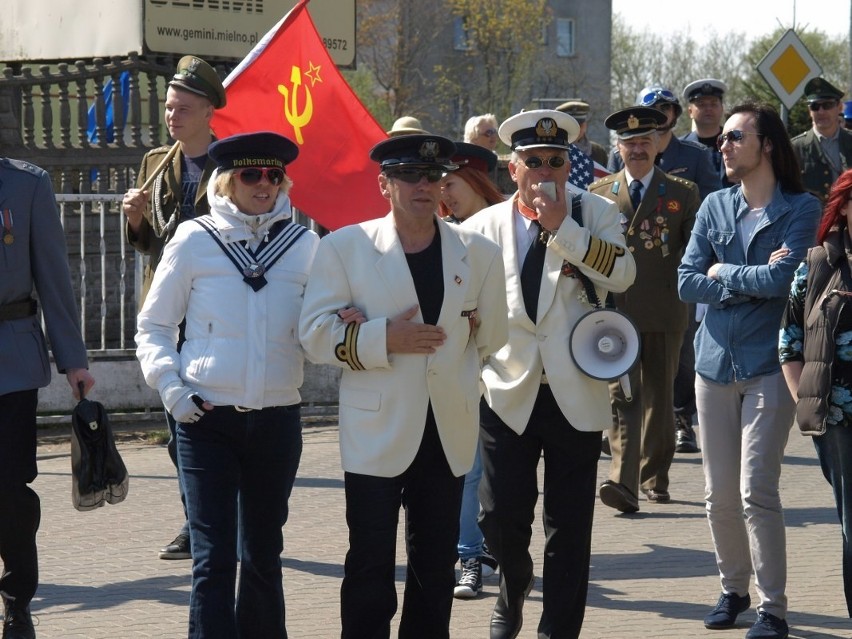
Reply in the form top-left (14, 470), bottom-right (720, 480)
top-left (678, 102), bottom-right (821, 639)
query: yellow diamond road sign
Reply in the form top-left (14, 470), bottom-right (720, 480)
top-left (757, 29), bottom-right (822, 109)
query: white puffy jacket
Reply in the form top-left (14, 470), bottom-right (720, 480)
top-left (135, 176), bottom-right (319, 412)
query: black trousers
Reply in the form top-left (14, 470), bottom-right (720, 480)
top-left (340, 410), bottom-right (464, 639)
top-left (0, 389), bottom-right (41, 605)
top-left (478, 387), bottom-right (601, 639)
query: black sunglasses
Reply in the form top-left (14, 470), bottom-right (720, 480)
top-left (386, 168), bottom-right (445, 184)
top-left (521, 155), bottom-right (566, 169)
top-left (809, 100), bottom-right (838, 111)
top-left (716, 130), bottom-right (762, 151)
top-left (236, 167), bottom-right (286, 186)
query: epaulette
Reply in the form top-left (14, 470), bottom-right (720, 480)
top-left (678, 137), bottom-right (712, 152)
top-left (668, 175), bottom-right (698, 188)
top-left (589, 174), bottom-right (616, 189)
top-left (789, 131), bottom-right (809, 142)
top-left (0, 157), bottom-right (45, 177)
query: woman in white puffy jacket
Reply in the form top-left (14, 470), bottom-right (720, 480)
top-left (135, 131), bottom-right (319, 639)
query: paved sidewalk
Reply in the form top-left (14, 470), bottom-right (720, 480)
top-left (20, 419), bottom-right (851, 638)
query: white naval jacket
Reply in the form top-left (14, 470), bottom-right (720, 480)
top-left (298, 213), bottom-right (508, 478)
top-left (136, 188), bottom-right (319, 413)
top-left (463, 191), bottom-right (636, 434)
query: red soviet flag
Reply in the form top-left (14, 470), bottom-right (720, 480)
top-left (211, 0), bottom-right (388, 230)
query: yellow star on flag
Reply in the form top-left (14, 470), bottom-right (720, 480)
top-left (304, 62), bottom-right (322, 87)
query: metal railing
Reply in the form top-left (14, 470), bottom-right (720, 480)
top-left (54, 193), bottom-right (321, 353)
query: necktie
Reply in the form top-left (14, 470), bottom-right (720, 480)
top-left (629, 179), bottom-right (643, 211)
top-left (520, 221), bottom-right (547, 322)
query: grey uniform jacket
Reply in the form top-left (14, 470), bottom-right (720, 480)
top-left (0, 158), bottom-right (87, 395)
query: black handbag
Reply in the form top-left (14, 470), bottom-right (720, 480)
top-left (70, 384), bottom-right (130, 511)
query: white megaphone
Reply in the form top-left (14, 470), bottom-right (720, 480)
top-left (569, 309), bottom-right (641, 401)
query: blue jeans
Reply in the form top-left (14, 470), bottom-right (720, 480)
top-left (177, 404), bottom-right (302, 639)
top-left (165, 409), bottom-right (190, 538)
top-left (458, 444), bottom-right (484, 561)
top-left (813, 423), bottom-right (852, 617)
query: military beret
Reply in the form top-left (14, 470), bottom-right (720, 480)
top-left (169, 56), bottom-right (227, 109)
top-left (804, 77), bottom-right (844, 102)
top-left (451, 142), bottom-right (497, 173)
top-left (208, 132), bottom-right (299, 170)
top-left (386, 116), bottom-right (429, 137)
top-left (370, 134), bottom-right (457, 170)
top-left (498, 109), bottom-right (579, 151)
top-left (604, 107), bottom-right (667, 139)
top-left (682, 78), bottom-right (727, 102)
top-left (555, 100), bottom-right (590, 122)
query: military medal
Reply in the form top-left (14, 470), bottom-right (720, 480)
top-left (2, 209), bottom-right (13, 245)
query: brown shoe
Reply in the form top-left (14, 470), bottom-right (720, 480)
top-left (599, 481), bottom-right (639, 513)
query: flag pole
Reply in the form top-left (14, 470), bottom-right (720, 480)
top-left (138, 141), bottom-right (180, 192)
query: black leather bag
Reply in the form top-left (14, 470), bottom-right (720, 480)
top-left (70, 388), bottom-right (129, 511)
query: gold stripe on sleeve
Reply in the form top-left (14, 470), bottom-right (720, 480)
top-left (582, 237), bottom-right (625, 278)
top-left (334, 322), bottom-right (365, 370)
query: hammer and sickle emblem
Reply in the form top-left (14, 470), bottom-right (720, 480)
top-left (278, 66), bottom-right (313, 144)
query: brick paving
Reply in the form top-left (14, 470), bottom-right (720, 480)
top-left (19, 419), bottom-right (851, 638)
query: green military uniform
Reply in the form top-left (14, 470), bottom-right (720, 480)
top-left (125, 54), bottom-right (226, 307)
top-left (126, 145), bottom-right (217, 305)
top-left (790, 127), bottom-right (852, 202)
top-left (589, 166), bottom-right (698, 499)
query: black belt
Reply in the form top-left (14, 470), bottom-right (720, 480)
top-left (0, 298), bottom-right (37, 321)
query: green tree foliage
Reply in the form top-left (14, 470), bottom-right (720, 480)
top-left (433, 0), bottom-right (551, 124)
top-left (610, 15), bottom-right (849, 137)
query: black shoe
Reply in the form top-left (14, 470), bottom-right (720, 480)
top-left (479, 544), bottom-right (498, 578)
top-left (454, 557), bottom-right (483, 599)
top-left (599, 480), bottom-right (639, 513)
top-left (704, 591), bottom-right (751, 629)
top-left (490, 575), bottom-right (534, 639)
top-left (675, 415), bottom-right (700, 453)
top-left (640, 487), bottom-right (671, 503)
top-left (158, 532), bottom-right (191, 560)
top-left (746, 611), bottom-right (788, 639)
top-left (2, 597), bottom-right (35, 639)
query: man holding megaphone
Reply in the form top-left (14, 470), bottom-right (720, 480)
top-left (590, 107), bottom-right (699, 513)
top-left (464, 109), bottom-right (636, 639)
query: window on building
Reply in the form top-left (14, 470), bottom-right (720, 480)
top-left (556, 18), bottom-right (575, 57)
top-left (454, 16), bottom-right (472, 51)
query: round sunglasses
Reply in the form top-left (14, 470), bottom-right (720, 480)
top-left (236, 167), bottom-right (286, 186)
top-left (520, 155), bottom-right (566, 169)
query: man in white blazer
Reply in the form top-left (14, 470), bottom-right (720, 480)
top-left (299, 134), bottom-right (508, 639)
top-left (464, 110), bottom-right (636, 639)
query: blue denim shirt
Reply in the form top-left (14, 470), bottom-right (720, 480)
top-left (678, 184), bottom-right (820, 383)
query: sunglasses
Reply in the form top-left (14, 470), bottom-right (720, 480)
top-left (809, 100), bottom-right (838, 111)
top-left (236, 167), bottom-right (286, 186)
top-left (716, 129), bottom-right (762, 151)
top-left (639, 88), bottom-right (677, 107)
top-left (520, 155), bottom-right (566, 169)
top-left (386, 167), bottom-right (446, 184)
top-left (481, 128), bottom-right (498, 137)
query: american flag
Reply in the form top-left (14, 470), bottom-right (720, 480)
top-left (568, 143), bottom-right (610, 191)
